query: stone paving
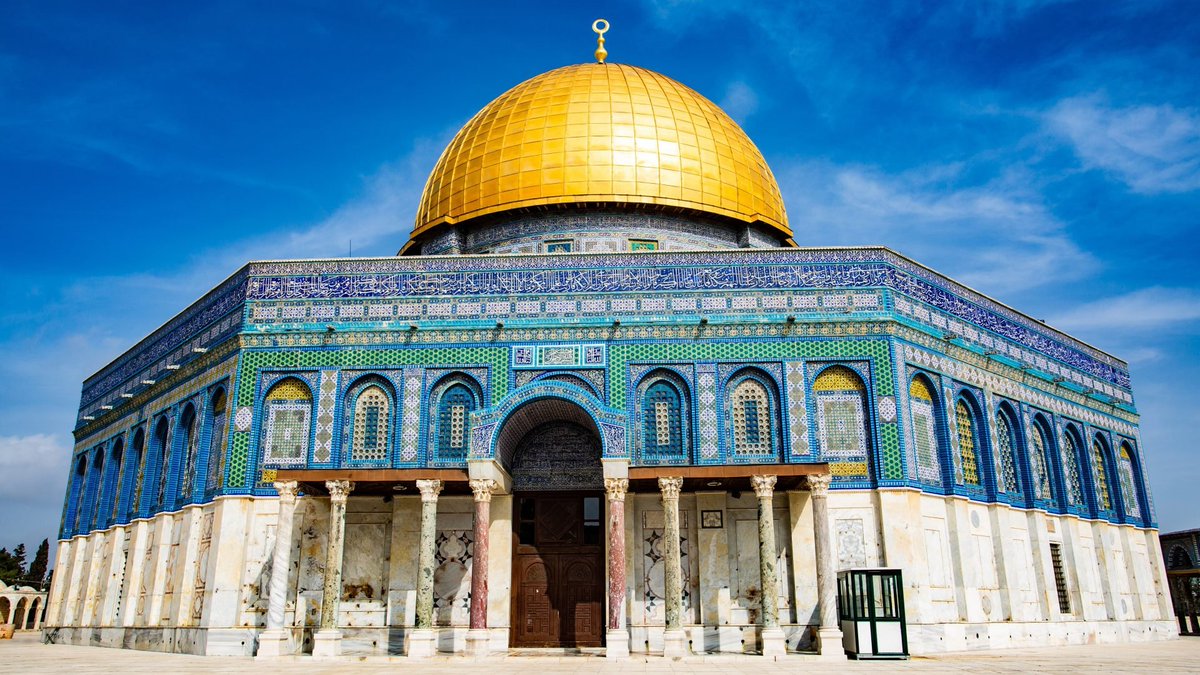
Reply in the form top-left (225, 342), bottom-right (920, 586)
top-left (1, 632), bottom-right (1197, 674)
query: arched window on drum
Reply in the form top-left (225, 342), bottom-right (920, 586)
top-left (435, 382), bottom-right (477, 463)
top-left (993, 407), bottom-right (1021, 496)
top-left (729, 375), bottom-right (776, 458)
top-left (127, 427), bottom-right (146, 521)
top-left (151, 416), bottom-right (171, 512)
top-left (954, 397), bottom-right (983, 487)
top-left (262, 378), bottom-right (313, 467)
top-left (908, 376), bottom-right (944, 485)
top-left (1118, 443), bottom-right (1142, 519)
top-left (347, 381), bottom-right (393, 463)
top-left (642, 379), bottom-right (685, 462)
top-left (813, 366), bottom-right (870, 477)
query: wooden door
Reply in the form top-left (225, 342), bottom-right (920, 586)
top-left (512, 493), bottom-right (604, 647)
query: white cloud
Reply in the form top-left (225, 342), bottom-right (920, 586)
top-left (1045, 94), bottom-right (1200, 194)
top-left (719, 81), bottom-right (759, 124)
top-left (1047, 287), bottom-right (1200, 333)
top-left (779, 160), bottom-right (1097, 297)
top-left (0, 434), bottom-right (71, 553)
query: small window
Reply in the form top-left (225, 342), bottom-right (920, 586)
top-left (583, 496), bottom-right (601, 545)
top-left (545, 240), bottom-right (573, 253)
top-left (1049, 542), bottom-right (1071, 613)
top-left (630, 239), bottom-right (659, 251)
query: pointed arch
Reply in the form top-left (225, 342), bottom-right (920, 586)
top-left (813, 365), bottom-right (870, 464)
top-left (128, 427), bottom-right (146, 520)
top-left (106, 437), bottom-right (125, 527)
top-left (344, 375), bottom-right (396, 464)
top-left (726, 368), bottom-right (780, 460)
top-left (993, 403), bottom-right (1021, 496)
top-left (67, 455), bottom-right (88, 535)
top-left (953, 394), bottom-right (985, 486)
top-left (151, 415), bottom-right (172, 512)
top-left (908, 374), bottom-right (945, 485)
top-left (1059, 424), bottom-right (1086, 507)
top-left (636, 369), bottom-right (691, 464)
top-left (1027, 414), bottom-right (1055, 502)
top-left (204, 387), bottom-right (229, 495)
top-left (1091, 433), bottom-right (1115, 514)
top-left (84, 448), bottom-right (105, 531)
top-left (175, 401), bottom-right (200, 506)
top-left (429, 373), bottom-right (483, 465)
top-left (1117, 441), bottom-right (1143, 520)
top-left (262, 377), bottom-right (313, 467)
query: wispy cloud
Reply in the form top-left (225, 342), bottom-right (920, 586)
top-left (779, 160), bottom-right (1097, 296)
top-left (1045, 94), bottom-right (1200, 194)
top-left (0, 434), bottom-right (71, 549)
top-left (719, 80), bottom-right (759, 124)
top-left (1047, 286), bottom-right (1200, 333)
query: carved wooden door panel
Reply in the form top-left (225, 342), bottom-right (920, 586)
top-left (512, 493), bottom-right (605, 647)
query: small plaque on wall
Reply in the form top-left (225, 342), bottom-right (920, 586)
top-left (701, 510), bottom-right (724, 529)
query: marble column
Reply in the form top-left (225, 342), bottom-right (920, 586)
top-left (605, 477), bottom-right (630, 659)
top-left (658, 476), bottom-right (689, 657)
top-left (466, 478), bottom-right (496, 658)
top-left (808, 474), bottom-right (844, 659)
top-left (752, 475), bottom-right (786, 657)
top-left (313, 480), bottom-right (353, 658)
top-left (408, 479), bottom-right (443, 658)
top-left (256, 480), bottom-right (299, 658)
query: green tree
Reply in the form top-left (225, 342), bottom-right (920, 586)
top-left (0, 547), bottom-right (20, 584)
top-left (27, 539), bottom-right (49, 586)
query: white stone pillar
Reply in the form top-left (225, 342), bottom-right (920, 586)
top-left (408, 479), bottom-right (443, 659)
top-left (257, 480), bottom-right (299, 658)
top-left (809, 474), bottom-right (844, 659)
top-left (658, 476), bottom-right (689, 658)
top-left (313, 480), bottom-right (353, 658)
top-left (752, 475), bottom-right (786, 657)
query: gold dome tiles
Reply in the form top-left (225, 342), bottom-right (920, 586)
top-left (412, 63), bottom-right (789, 241)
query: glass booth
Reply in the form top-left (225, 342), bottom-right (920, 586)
top-left (837, 568), bottom-right (908, 659)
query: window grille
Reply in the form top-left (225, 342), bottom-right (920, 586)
top-left (1029, 421), bottom-right (1053, 500)
top-left (643, 381), bottom-right (683, 460)
top-left (263, 379), bottom-right (312, 467)
top-left (352, 386), bottom-right (390, 461)
top-left (1118, 445), bottom-right (1141, 518)
top-left (1050, 542), bottom-right (1071, 613)
top-left (437, 384), bottom-right (475, 461)
top-left (731, 379), bottom-right (770, 455)
top-left (1092, 439), bottom-right (1112, 512)
top-left (955, 400), bottom-right (980, 485)
top-left (995, 412), bottom-right (1019, 493)
top-left (1061, 430), bottom-right (1084, 505)
top-left (909, 378), bottom-right (941, 483)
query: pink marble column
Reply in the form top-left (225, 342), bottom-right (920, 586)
top-left (468, 478), bottom-right (496, 630)
top-left (605, 477), bottom-right (630, 659)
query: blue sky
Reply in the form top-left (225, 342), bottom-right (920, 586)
top-left (1, 1), bottom-right (1198, 556)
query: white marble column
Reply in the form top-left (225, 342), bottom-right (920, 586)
top-left (658, 476), bottom-right (689, 657)
top-left (605, 477), bottom-right (630, 659)
top-left (466, 478), bottom-right (496, 659)
top-left (752, 475), bottom-right (786, 657)
top-left (408, 479), bottom-right (443, 658)
top-left (808, 473), bottom-right (844, 659)
top-left (257, 480), bottom-right (299, 658)
top-left (313, 480), bottom-right (353, 658)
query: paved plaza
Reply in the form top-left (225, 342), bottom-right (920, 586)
top-left (1, 633), bottom-right (1197, 674)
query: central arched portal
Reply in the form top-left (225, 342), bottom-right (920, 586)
top-left (496, 397), bottom-right (606, 648)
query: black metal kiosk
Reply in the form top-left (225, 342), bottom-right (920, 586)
top-left (837, 568), bottom-right (909, 659)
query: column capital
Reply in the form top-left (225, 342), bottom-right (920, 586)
top-left (325, 480), bottom-right (353, 504)
top-left (416, 479), bottom-right (444, 502)
top-left (604, 477), bottom-right (629, 502)
top-left (469, 478), bottom-right (497, 503)
top-left (807, 473), bottom-right (832, 496)
top-left (273, 480), bottom-right (299, 504)
top-left (751, 474), bottom-right (777, 498)
top-left (658, 476), bottom-right (683, 501)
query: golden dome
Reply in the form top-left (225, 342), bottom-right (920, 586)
top-left (411, 63), bottom-right (790, 241)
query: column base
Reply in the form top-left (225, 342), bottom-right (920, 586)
top-left (465, 628), bottom-right (490, 659)
top-left (760, 626), bottom-right (786, 657)
top-left (605, 629), bottom-right (629, 659)
top-left (662, 628), bottom-right (689, 658)
top-left (312, 629), bottom-right (343, 658)
top-left (815, 626), bottom-right (846, 660)
top-left (255, 628), bottom-right (294, 658)
top-left (408, 628), bottom-right (437, 658)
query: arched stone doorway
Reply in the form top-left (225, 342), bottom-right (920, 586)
top-left (495, 397), bottom-right (605, 649)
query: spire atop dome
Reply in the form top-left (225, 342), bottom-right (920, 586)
top-left (593, 19), bottom-right (609, 64)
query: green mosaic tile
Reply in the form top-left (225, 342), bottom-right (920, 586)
top-left (879, 423), bottom-right (902, 480)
